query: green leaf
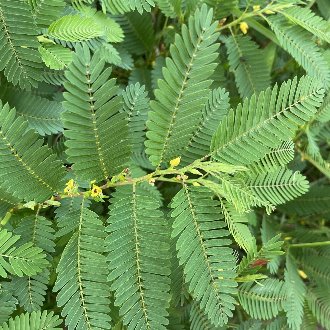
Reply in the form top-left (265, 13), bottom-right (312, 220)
top-left (0, 311), bottom-right (62, 330)
top-left (2, 88), bottom-right (64, 136)
top-left (62, 44), bottom-right (131, 182)
top-left (248, 141), bottom-right (295, 174)
top-left (211, 76), bottom-right (324, 166)
top-left (0, 0), bottom-right (43, 89)
top-left (11, 214), bottom-right (55, 312)
top-left (54, 198), bottom-right (111, 330)
top-left (170, 185), bottom-right (237, 327)
top-left (224, 35), bottom-right (271, 99)
top-left (284, 255), bottom-right (306, 330)
top-left (39, 44), bottom-right (73, 70)
top-left (238, 279), bottom-right (287, 320)
top-left (121, 83), bottom-right (150, 156)
top-left (268, 15), bottom-right (330, 88)
top-left (48, 11), bottom-right (123, 42)
top-left (30, 0), bottom-right (66, 29)
top-left (278, 185), bottom-right (330, 216)
top-left (107, 184), bottom-right (171, 330)
top-left (279, 6), bottom-right (330, 43)
top-left (0, 228), bottom-right (48, 278)
top-left (101, 0), bottom-right (155, 14)
top-left (181, 88), bottom-right (229, 166)
top-left (241, 168), bottom-right (309, 206)
top-left (306, 285), bottom-right (330, 330)
top-left (114, 12), bottom-right (155, 55)
top-left (145, 4), bottom-right (220, 167)
top-left (0, 187), bottom-right (20, 219)
top-left (0, 102), bottom-right (66, 202)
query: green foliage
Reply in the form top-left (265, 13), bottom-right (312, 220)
top-left (0, 311), bottom-right (61, 330)
top-left (0, 102), bottom-right (65, 201)
top-left (211, 76), bottom-right (324, 165)
top-left (238, 279), bottom-right (287, 320)
top-left (145, 5), bottom-right (220, 167)
top-left (224, 35), bottom-right (271, 98)
top-left (54, 198), bottom-right (111, 329)
top-left (0, 0), bottom-right (43, 89)
top-left (62, 44), bottom-right (130, 181)
top-left (0, 228), bottom-right (48, 278)
top-left (171, 185), bottom-right (237, 326)
top-left (0, 0), bottom-right (329, 329)
top-left (107, 184), bottom-right (171, 329)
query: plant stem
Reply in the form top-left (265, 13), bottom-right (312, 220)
top-left (290, 241), bottom-right (330, 248)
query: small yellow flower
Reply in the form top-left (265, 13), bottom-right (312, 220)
top-left (90, 184), bottom-right (103, 198)
top-left (240, 21), bottom-right (249, 35)
top-left (170, 156), bottom-right (181, 168)
top-left (148, 178), bottom-right (156, 186)
top-left (64, 179), bottom-right (76, 195)
top-left (253, 5), bottom-right (261, 11)
top-left (298, 269), bottom-right (308, 279)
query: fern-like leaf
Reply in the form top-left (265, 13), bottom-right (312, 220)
top-left (0, 228), bottom-right (48, 278)
top-left (0, 102), bottom-right (65, 202)
top-left (145, 4), bottom-right (220, 167)
top-left (113, 12), bottom-right (155, 55)
top-left (62, 44), bottom-right (130, 182)
top-left (238, 235), bottom-right (284, 276)
top-left (107, 183), bottom-right (171, 330)
top-left (204, 0), bottom-right (238, 19)
top-left (0, 0), bottom-right (43, 89)
top-left (284, 255), bottom-right (306, 330)
top-left (224, 35), bottom-right (271, 99)
top-left (189, 301), bottom-right (224, 330)
top-left (0, 286), bottom-right (17, 324)
top-left (0, 187), bottom-right (20, 218)
top-left (278, 185), bottom-right (330, 216)
top-left (0, 311), bottom-right (61, 330)
top-left (279, 6), bottom-right (330, 43)
top-left (248, 141), bottom-right (295, 174)
top-left (241, 168), bottom-right (309, 206)
top-left (268, 15), bottom-right (330, 88)
top-left (211, 76), bottom-right (324, 166)
top-left (3, 88), bottom-right (64, 136)
top-left (220, 200), bottom-right (256, 253)
top-left (121, 83), bottom-right (150, 156)
top-left (170, 185), bottom-right (237, 327)
top-left (54, 198), bottom-right (111, 330)
top-left (181, 88), bottom-right (229, 166)
top-left (306, 285), bottom-right (330, 330)
top-left (39, 44), bottom-right (73, 70)
top-left (154, 0), bottom-right (182, 18)
top-left (238, 279), bottom-right (287, 320)
top-left (55, 196), bottom-right (89, 238)
top-left (101, 0), bottom-right (155, 14)
top-left (11, 214), bottom-right (55, 312)
top-left (30, 0), bottom-right (66, 29)
top-left (48, 11), bottom-right (123, 42)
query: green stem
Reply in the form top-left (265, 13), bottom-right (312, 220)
top-left (290, 241), bottom-right (330, 248)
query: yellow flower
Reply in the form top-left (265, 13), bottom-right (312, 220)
top-left (298, 269), bottom-right (308, 279)
top-left (240, 21), bottom-right (249, 34)
top-left (64, 179), bottom-right (76, 195)
top-left (253, 5), bottom-right (261, 11)
top-left (170, 156), bottom-right (181, 168)
top-left (90, 184), bottom-right (102, 198)
top-left (66, 179), bottom-right (75, 189)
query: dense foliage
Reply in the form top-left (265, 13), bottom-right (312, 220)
top-left (0, 0), bottom-right (329, 329)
